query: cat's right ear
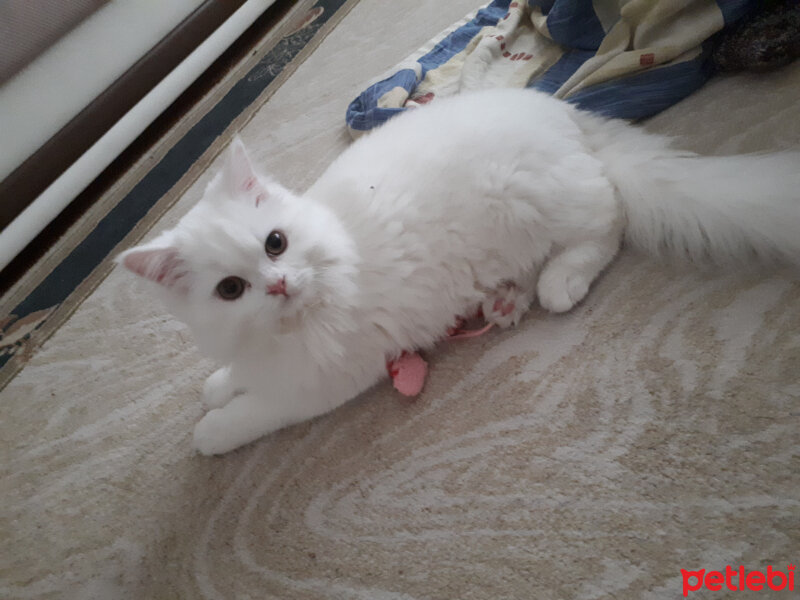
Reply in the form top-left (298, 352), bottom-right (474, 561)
top-left (222, 137), bottom-right (263, 200)
top-left (117, 246), bottom-right (189, 291)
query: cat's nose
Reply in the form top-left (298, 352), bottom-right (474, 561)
top-left (267, 277), bottom-right (288, 298)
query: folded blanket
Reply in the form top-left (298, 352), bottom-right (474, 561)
top-left (346, 0), bottom-right (757, 136)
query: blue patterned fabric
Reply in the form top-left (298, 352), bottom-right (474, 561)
top-left (347, 0), bottom-right (512, 131)
top-left (346, 0), bottom-right (758, 134)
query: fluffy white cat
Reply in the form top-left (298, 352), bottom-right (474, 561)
top-left (119, 88), bottom-right (799, 455)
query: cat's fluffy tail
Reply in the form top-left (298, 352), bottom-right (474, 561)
top-left (578, 114), bottom-right (800, 265)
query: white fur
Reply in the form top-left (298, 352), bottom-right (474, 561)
top-left (118, 88), bottom-right (800, 455)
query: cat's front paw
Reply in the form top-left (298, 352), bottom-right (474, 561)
top-left (202, 367), bottom-right (233, 410)
top-left (193, 410), bottom-right (243, 456)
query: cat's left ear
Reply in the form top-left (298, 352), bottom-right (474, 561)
top-left (222, 137), bottom-right (268, 206)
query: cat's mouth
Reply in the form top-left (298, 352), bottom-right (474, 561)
top-left (267, 277), bottom-right (289, 299)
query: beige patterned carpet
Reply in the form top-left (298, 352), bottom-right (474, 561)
top-left (2, 1), bottom-right (799, 598)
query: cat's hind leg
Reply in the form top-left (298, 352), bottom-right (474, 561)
top-left (537, 236), bottom-right (620, 313)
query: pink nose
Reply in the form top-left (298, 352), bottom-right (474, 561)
top-left (267, 277), bottom-right (288, 297)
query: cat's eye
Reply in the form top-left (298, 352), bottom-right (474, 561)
top-left (265, 230), bottom-right (287, 256)
top-left (216, 276), bottom-right (247, 300)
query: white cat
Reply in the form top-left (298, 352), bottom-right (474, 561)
top-left (119, 88), bottom-right (799, 455)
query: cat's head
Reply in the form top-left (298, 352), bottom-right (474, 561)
top-left (118, 138), bottom-right (358, 360)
